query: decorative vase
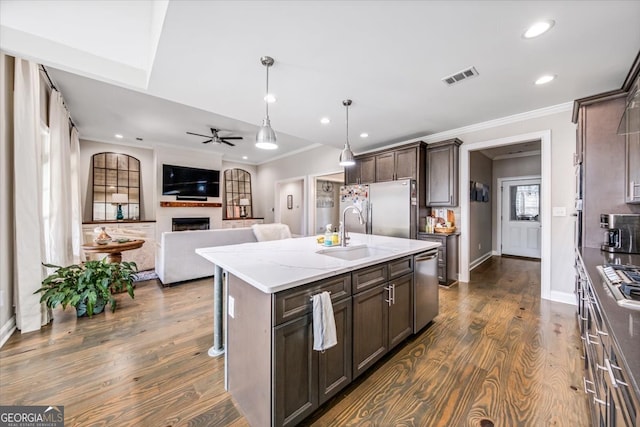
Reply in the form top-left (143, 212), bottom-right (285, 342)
top-left (94, 227), bottom-right (112, 245)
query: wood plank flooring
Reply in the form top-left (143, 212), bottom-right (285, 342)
top-left (0, 256), bottom-right (589, 426)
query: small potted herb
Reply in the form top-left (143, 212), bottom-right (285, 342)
top-left (35, 259), bottom-right (137, 317)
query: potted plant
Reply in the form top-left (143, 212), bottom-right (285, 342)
top-left (35, 259), bottom-right (137, 317)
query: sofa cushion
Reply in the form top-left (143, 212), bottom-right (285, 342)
top-left (157, 227), bottom-right (257, 285)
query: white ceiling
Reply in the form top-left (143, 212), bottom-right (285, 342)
top-left (1, 1), bottom-right (639, 165)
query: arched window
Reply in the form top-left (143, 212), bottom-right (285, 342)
top-left (224, 168), bottom-right (253, 219)
top-left (92, 152), bottom-right (140, 221)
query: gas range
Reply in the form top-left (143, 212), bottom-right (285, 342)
top-left (596, 264), bottom-right (640, 310)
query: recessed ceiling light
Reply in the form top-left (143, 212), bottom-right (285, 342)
top-left (535, 74), bottom-right (556, 85)
top-left (360, 133), bottom-right (369, 138)
top-left (242, 156), bottom-right (248, 160)
top-left (320, 117), bottom-right (330, 124)
top-left (115, 134), bottom-right (123, 139)
top-left (523, 20), bottom-right (555, 39)
top-left (264, 93), bottom-right (276, 103)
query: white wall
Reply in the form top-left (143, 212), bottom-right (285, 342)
top-left (256, 145), bottom-right (343, 225)
top-left (79, 139), bottom-right (155, 222)
top-left (469, 151), bottom-right (493, 265)
top-left (278, 180), bottom-right (304, 235)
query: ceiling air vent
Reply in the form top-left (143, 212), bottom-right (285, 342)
top-left (441, 66), bottom-right (479, 86)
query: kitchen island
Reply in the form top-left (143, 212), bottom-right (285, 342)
top-left (197, 233), bottom-right (439, 427)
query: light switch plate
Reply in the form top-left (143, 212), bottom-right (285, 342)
top-left (553, 207), bottom-right (567, 217)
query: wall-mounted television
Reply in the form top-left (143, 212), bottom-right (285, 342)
top-left (162, 164), bottom-right (220, 198)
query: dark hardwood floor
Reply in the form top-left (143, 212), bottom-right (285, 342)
top-left (0, 256), bottom-right (588, 426)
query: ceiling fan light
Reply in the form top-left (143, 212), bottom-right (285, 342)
top-left (339, 144), bottom-right (355, 166)
top-left (256, 117), bottom-right (278, 149)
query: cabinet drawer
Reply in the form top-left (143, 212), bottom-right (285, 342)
top-left (352, 264), bottom-right (388, 294)
top-left (273, 273), bottom-right (351, 326)
top-left (388, 256), bottom-right (413, 280)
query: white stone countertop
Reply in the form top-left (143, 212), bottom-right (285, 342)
top-left (196, 233), bottom-right (440, 294)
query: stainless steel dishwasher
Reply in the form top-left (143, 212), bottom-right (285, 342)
top-left (413, 249), bottom-right (439, 333)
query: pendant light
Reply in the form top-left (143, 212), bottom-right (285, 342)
top-left (256, 56), bottom-right (278, 149)
top-left (339, 99), bottom-right (355, 166)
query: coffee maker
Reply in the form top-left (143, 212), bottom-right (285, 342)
top-left (600, 214), bottom-right (640, 254)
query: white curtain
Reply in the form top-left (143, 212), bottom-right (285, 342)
top-left (70, 127), bottom-right (84, 263)
top-left (45, 90), bottom-right (74, 267)
top-left (13, 58), bottom-right (49, 331)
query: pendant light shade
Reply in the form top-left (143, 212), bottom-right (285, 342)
top-left (339, 99), bottom-right (356, 166)
top-left (256, 56), bottom-right (278, 150)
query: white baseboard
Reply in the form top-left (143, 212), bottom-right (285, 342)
top-left (548, 290), bottom-right (576, 306)
top-left (469, 251), bottom-right (493, 271)
top-left (0, 316), bottom-right (16, 348)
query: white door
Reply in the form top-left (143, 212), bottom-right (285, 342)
top-left (501, 178), bottom-right (541, 258)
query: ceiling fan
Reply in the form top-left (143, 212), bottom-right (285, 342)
top-left (186, 127), bottom-right (243, 146)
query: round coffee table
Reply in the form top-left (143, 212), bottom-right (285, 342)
top-left (82, 239), bottom-right (144, 263)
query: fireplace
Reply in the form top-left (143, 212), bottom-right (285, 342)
top-left (172, 217), bottom-right (210, 231)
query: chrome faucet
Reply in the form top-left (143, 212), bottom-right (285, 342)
top-left (341, 205), bottom-right (365, 247)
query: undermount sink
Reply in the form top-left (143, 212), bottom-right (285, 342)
top-left (316, 244), bottom-right (394, 261)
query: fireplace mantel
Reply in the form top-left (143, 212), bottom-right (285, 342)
top-left (160, 201), bottom-right (222, 208)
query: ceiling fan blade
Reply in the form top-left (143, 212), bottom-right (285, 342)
top-left (187, 131), bottom-right (211, 138)
top-left (222, 140), bottom-right (235, 147)
top-left (201, 139), bottom-right (213, 144)
top-left (220, 136), bottom-right (243, 140)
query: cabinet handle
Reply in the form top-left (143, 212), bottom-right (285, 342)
top-left (392, 283), bottom-right (396, 304)
top-left (384, 286), bottom-right (392, 306)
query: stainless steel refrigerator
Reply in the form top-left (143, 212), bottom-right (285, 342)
top-left (339, 179), bottom-right (417, 239)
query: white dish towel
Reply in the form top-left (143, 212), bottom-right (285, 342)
top-left (312, 291), bottom-right (337, 351)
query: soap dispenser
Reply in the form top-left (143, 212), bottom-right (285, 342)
top-left (324, 224), bottom-right (333, 246)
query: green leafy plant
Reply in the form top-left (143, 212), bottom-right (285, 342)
top-left (35, 259), bottom-right (137, 317)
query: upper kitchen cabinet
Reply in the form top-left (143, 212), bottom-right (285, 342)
top-left (344, 143), bottom-right (424, 186)
top-left (345, 155), bottom-right (375, 185)
top-left (623, 76), bottom-right (640, 203)
top-left (375, 147), bottom-right (418, 182)
top-left (426, 139), bottom-right (462, 207)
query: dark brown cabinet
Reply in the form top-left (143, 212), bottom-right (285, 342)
top-left (345, 155), bottom-right (375, 185)
top-left (273, 274), bottom-right (352, 426)
top-left (375, 147), bottom-right (418, 182)
top-left (624, 77), bottom-right (640, 204)
top-left (375, 152), bottom-right (395, 182)
top-left (426, 139), bottom-right (462, 207)
top-left (344, 142), bottom-right (424, 185)
top-left (273, 315), bottom-right (317, 427)
top-left (352, 257), bottom-right (414, 379)
top-left (387, 273), bottom-right (414, 349)
top-left (352, 284), bottom-right (389, 378)
top-left (417, 232), bottom-right (458, 286)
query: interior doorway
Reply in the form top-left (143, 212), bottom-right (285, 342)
top-left (499, 177), bottom-right (542, 258)
top-left (459, 130), bottom-right (551, 299)
top-left (274, 177), bottom-right (306, 236)
top-left (309, 171), bottom-right (344, 235)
